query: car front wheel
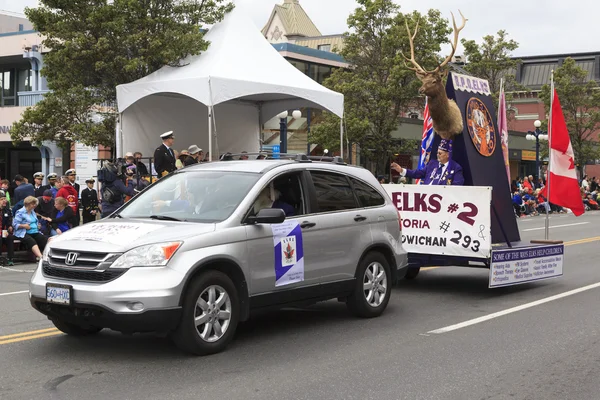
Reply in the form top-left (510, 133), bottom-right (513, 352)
top-left (172, 270), bottom-right (239, 356)
top-left (346, 252), bottom-right (391, 318)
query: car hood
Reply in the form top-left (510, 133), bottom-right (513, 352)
top-left (47, 219), bottom-right (216, 253)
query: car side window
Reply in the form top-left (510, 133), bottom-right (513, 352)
top-left (351, 178), bottom-right (386, 208)
top-left (249, 173), bottom-right (306, 218)
top-left (310, 171), bottom-right (358, 212)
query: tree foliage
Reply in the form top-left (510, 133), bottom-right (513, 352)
top-left (540, 57), bottom-right (600, 174)
top-left (310, 0), bottom-right (451, 167)
top-left (461, 30), bottom-right (523, 108)
top-left (11, 0), bottom-right (233, 148)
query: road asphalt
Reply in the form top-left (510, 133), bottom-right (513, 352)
top-left (0, 211), bottom-right (599, 400)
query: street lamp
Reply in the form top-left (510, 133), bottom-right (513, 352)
top-left (277, 110), bottom-right (301, 154)
top-left (526, 119), bottom-right (548, 179)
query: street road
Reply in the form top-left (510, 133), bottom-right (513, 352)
top-left (1, 212), bottom-right (599, 400)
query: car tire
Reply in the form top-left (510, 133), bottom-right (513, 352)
top-left (346, 252), bottom-right (392, 318)
top-left (404, 267), bottom-right (420, 280)
top-left (172, 270), bottom-right (240, 356)
top-left (50, 318), bottom-right (103, 336)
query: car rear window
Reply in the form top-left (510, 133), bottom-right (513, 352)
top-left (310, 171), bottom-right (358, 212)
top-left (351, 178), bottom-right (386, 208)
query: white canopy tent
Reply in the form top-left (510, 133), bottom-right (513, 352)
top-left (115, 4), bottom-right (344, 161)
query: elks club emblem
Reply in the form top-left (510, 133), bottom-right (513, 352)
top-left (284, 243), bottom-right (294, 263)
top-left (466, 97), bottom-right (496, 157)
top-left (280, 237), bottom-right (297, 267)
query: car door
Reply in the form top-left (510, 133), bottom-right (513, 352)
top-left (349, 176), bottom-right (390, 237)
top-left (300, 169), bottom-right (372, 283)
top-left (244, 170), bottom-right (320, 296)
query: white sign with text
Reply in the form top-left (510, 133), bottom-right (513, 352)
top-left (75, 143), bottom-right (99, 195)
top-left (381, 184), bottom-right (492, 259)
top-left (489, 244), bottom-right (564, 288)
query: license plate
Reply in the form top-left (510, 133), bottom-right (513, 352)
top-left (46, 284), bottom-right (72, 305)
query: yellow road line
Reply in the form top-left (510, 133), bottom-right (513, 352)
top-left (564, 236), bottom-right (600, 246)
top-left (0, 331), bottom-right (62, 345)
top-left (0, 327), bottom-right (59, 340)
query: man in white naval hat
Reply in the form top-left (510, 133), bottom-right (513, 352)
top-left (65, 169), bottom-right (80, 195)
top-left (33, 172), bottom-right (46, 197)
top-left (153, 131), bottom-right (177, 178)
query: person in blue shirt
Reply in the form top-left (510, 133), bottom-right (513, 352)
top-left (51, 178), bottom-right (62, 198)
top-left (391, 139), bottom-right (464, 186)
top-left (48, 197), bottom-right (75, 236)
top-left (13, 196), bottom-right (47, 260)
top-left (512, 190), bottom-right (524, 217)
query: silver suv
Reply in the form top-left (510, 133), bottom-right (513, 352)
top-left (29, 156), bottom-right (408, 355)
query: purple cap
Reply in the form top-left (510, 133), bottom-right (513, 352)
top-left (439, 139), bottom-right (452, 152)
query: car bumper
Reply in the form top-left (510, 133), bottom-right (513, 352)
top-left (29, 262), bottom-right (185, 332)
top-left (30, 296), bottom-right (181, 333)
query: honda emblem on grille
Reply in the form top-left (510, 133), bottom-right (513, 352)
top-left (65, 252), bottom-right (79, 266)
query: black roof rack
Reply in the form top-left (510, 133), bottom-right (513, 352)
top-left (218, 152), bottom-right (346, 165)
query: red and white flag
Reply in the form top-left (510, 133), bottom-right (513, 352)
top-left (541, 89), bottom-right (585, 216)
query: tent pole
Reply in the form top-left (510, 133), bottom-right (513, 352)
top-left (208, 106), bottom-right (213, 162)
top-left (340, 118), bottom-right (344, 159)
top-left (115, 113), bottom-right (122, 158)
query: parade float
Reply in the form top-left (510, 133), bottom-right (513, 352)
top-left (382, 12), bottom-right (564, 288)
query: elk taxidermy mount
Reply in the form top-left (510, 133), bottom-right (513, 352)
top-left (404, 11), bottom-right (467, 140)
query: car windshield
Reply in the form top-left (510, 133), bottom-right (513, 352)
top-left (118, 171), bottom-right (259, 223)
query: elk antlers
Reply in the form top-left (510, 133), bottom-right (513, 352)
top-left (403, 10), bottom-right (467, 74)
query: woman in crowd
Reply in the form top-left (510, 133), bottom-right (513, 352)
top-left (13, 196), bottom-right (47, 260)
top-left (48, 197), bottom-right (74, 236)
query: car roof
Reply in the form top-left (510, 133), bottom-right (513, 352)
top-left (182, 160), bottom-right (295, 174)
top-left (179, 158), bottom-right (378, 184)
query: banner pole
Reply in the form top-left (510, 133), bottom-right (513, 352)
top-left (545, 71), bottom-right (555, 240)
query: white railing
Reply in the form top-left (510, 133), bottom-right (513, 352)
top-left (17, 90), bottom-right (50, 107)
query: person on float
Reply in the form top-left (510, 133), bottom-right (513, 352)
top-left (390, 139), bottom-right (464, 186)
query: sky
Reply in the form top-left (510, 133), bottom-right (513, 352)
top-left (2, 0), bottom-right (598, 57)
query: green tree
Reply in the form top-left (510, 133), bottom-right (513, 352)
top-left (11, 0), bottom-right (233, 148)
top-left (310, 0), bottom-right (451, 169)
top-left (461, 30), bottom-right (522, 108)
top-left (540, 57), bottom-right (600, 176)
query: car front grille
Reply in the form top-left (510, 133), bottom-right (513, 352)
top-left (48, 249), bottom-right (113, 269)
top-left (43, 248), bottom-right (124, 282)
top-left (42, 265), bottom-right (127, 282)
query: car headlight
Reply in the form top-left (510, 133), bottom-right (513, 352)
top-left (109, 242), bottom-right (182, 269)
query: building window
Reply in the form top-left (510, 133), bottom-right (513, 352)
top-left (409, 112), bottom-right (419, 119)
top-left (19, 24), bottom-right (24, 32)
top-left (310, 65), bottom-right (332, 84)
top-left (288, 59), bottom-right (309, 76)
top-left (0, 69), bottom-right (16, 107)
top-left (18, 69), bottom-right (32, 93)
top-left (318, 44), bottom-right (331, 52)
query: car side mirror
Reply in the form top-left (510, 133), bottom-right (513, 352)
top-left (247, 208), bottom-right (286, 224)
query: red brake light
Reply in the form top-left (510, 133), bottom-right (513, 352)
top-left (397, 210), bottom-right (402, 231)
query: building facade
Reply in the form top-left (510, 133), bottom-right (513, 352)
top-left (0, 11), bottom-right (62, 181)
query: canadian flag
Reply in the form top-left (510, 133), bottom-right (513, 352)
top-left (541, 89), bottom-right (585, 216)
